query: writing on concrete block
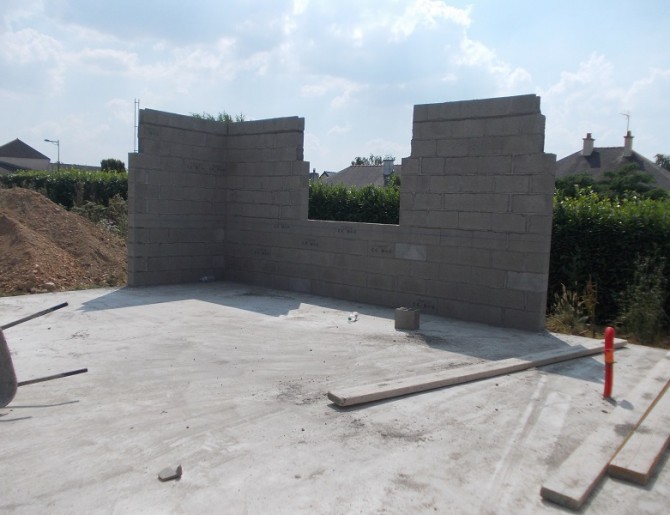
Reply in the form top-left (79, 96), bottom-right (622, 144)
top-left (337, 226), bottom-right (357, 235)
top-left (301, 238), bottom-right (319, 248)
top-left (369, 245), bottom-right (393, 256)
top-left (411, 299), bottom-right (436, 312)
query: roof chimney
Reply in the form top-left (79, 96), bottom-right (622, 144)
top-left (382, 158), bottom-right (394, 177)
top-left (382, 157), bottom-right (394, 186)
top-left (623, 131), bottom-right (634, 157)
top-left (581, 133), bottom-right (595, 156)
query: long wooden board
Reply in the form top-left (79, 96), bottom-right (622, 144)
top-left (608, 383), bottom-right (670, 485)
top-left (540, 351), bottom-right (670, 510)
top-left (327, 339), bottom-right (626, 407)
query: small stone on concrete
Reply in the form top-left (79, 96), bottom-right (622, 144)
top-left (158, 464), bottom-right (182, 482)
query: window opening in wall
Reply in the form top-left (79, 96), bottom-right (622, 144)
top-left (307, 155), bottom-right (401, 224)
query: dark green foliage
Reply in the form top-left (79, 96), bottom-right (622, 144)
top-left (192, 111), bottom-right (246, 123)
top-left (71, 194), bottom-right (128, 237)
top-left (308, 180), bottom-right (400, 224)
top-left (100, 158), bottom-right (126, 173)
top-left (0, 168), bottom-right (127, 208)
top-left (616, 255), bottom-right (667, 343)
top-left (598, 164), bottom-right (654, 198)
top-left (557, 164), bottom-right (667, 200)
top-left (351, 154), bottom-right (384, 166)
top-left (549, 190), bottom-right (670, 324)
top-left (555, 173), bottom-right (596, 198)
top-left (656, 153), bottom-right (670, 171)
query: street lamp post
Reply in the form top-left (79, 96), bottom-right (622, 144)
top-left (44, 139), bottom-right (60, 172)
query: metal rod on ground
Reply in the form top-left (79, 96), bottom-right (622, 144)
top-left (17, 368), bottom-right (88, 387)
top-left (1, 302), bottom-right (69, 331)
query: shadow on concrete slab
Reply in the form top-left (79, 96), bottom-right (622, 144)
top-left (77, 281), bottom-right (608, 387)
top-left (78, 282), bottom-right (302, 318)
top-left (6, 400), bottom-right (80, 409)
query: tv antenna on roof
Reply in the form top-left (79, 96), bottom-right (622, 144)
top-left (620, 111), bottom-right (631, 132)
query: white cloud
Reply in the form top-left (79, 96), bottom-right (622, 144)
top-left (0, 27), bottom-right (61, 63)
top-left (536, 53), bottom-right (670, 157)
top-left (391, 0), bottom-right (471, 40)
top-left (454, 36), bottom-right (532, 94)
top-left (1, 1), bottom-right (668, 172)
top-left (107, 98), bottom-right (135, 124)
top-left (301, 76), bottom-right (364, 108)
top-left (624, 67), bottom-right (670, 107)
top-left (363, 137), bottom-right (409, 161)
top-left (327, 123), bottom-right (352, 136)
top-left (292, 0), bottom-right (310, 16)
top-left (543, 53), bottom-right (613, 97)
top-left (75, 48), bottom-right (138, 74)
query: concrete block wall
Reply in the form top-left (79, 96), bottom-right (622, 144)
top-left (128, 110), bottom-right (229, 286)
top-left (129, 94), bottom-right (555, 331)
top-left (400, 95), bottom-right (556, 329)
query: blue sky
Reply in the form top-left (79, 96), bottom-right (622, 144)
top-left (1, 0), bottom-right (668, 173)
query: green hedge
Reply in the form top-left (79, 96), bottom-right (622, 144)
top-left (0, 168), bottom-right (127, 208)
top-left (308, 180), bottom-right (399, 224)
top-left (549, 191), bottom-right (670, 323)
top-left (309, 181), bottom-right (670, 325)
top-left (5, 169), bottom-right (668, 325)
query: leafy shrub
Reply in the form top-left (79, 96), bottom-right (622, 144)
top-left (0, 168), bottom-right (127, 208)
top-left (100, 158), bottom-right (126, 173)
top-left (616, 255), bottom-right (667, 344)
top-left (550, 189), bottom-right (670, 324)
top-left (71, 194), bottom-right (128, 237)
top-left (546, 284), bottom-right (588, 335)
top-left (309, 179), bottom-right (400, 224)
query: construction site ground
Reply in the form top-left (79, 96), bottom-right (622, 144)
top-left (1, 283), bottom-right (668, 514)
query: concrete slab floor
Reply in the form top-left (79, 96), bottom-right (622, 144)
top-left (0, 282), bottom-right (668, 514)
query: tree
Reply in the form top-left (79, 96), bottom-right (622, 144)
top-left (192, 111), bottom-right (246, 123)
top-left (555, 173), bottom-right (595, 198)
top-left (555, 165), bottom-right (668, 200)
top-left (350, 154), bottom-right (395, 166)
top-left (100, 158), bottom-right (126, 173)
top-left (656, 153), bottom-right (670, 171)
top-left (596, 163), bottom-right (654, 197)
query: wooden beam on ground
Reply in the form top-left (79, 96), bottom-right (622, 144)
top-left (608, 383), bottom-right (670, 485)
top-left (540, 352), bottom-right (670, 510)
top-left (327, 339), bottom-right (626, 407)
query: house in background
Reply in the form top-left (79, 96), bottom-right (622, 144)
top-left (556, 131), bottom-right (670, 189)
top-left (321, 158), bottom-right (400, 188)
top-left (0, 139), bottom-right (50, 175)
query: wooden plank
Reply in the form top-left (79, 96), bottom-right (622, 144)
top-left (327, 339), bottom-right (626, 407)
top-left (540, 352), bottom-right (670, 510)
top-left (608, 383), bottom-right (670, 485)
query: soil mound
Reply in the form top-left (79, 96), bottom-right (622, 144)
top-left (0, 187), bottom-right (127, 295)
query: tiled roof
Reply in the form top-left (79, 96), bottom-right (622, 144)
top-left (321, 164), bottom-right (401, 188)
top-left (556, 147), bottom-right (670, 189)
top-left (0, 139), bottom-right (50, 160)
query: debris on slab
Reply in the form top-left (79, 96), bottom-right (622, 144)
top-left (158, 464), bottom-right (182, 482)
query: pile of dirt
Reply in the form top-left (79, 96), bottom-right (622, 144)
top-left (0, 187), bottom-right (127, 295)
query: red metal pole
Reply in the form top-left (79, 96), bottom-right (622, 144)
top-left (603, 326), bottom-right (615, 398)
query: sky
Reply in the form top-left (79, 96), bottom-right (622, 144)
top-left (1, 0), bottom-right (669, 173)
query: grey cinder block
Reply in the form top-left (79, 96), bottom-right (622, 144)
top-left (395, 307), bottom-right (420, 330)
